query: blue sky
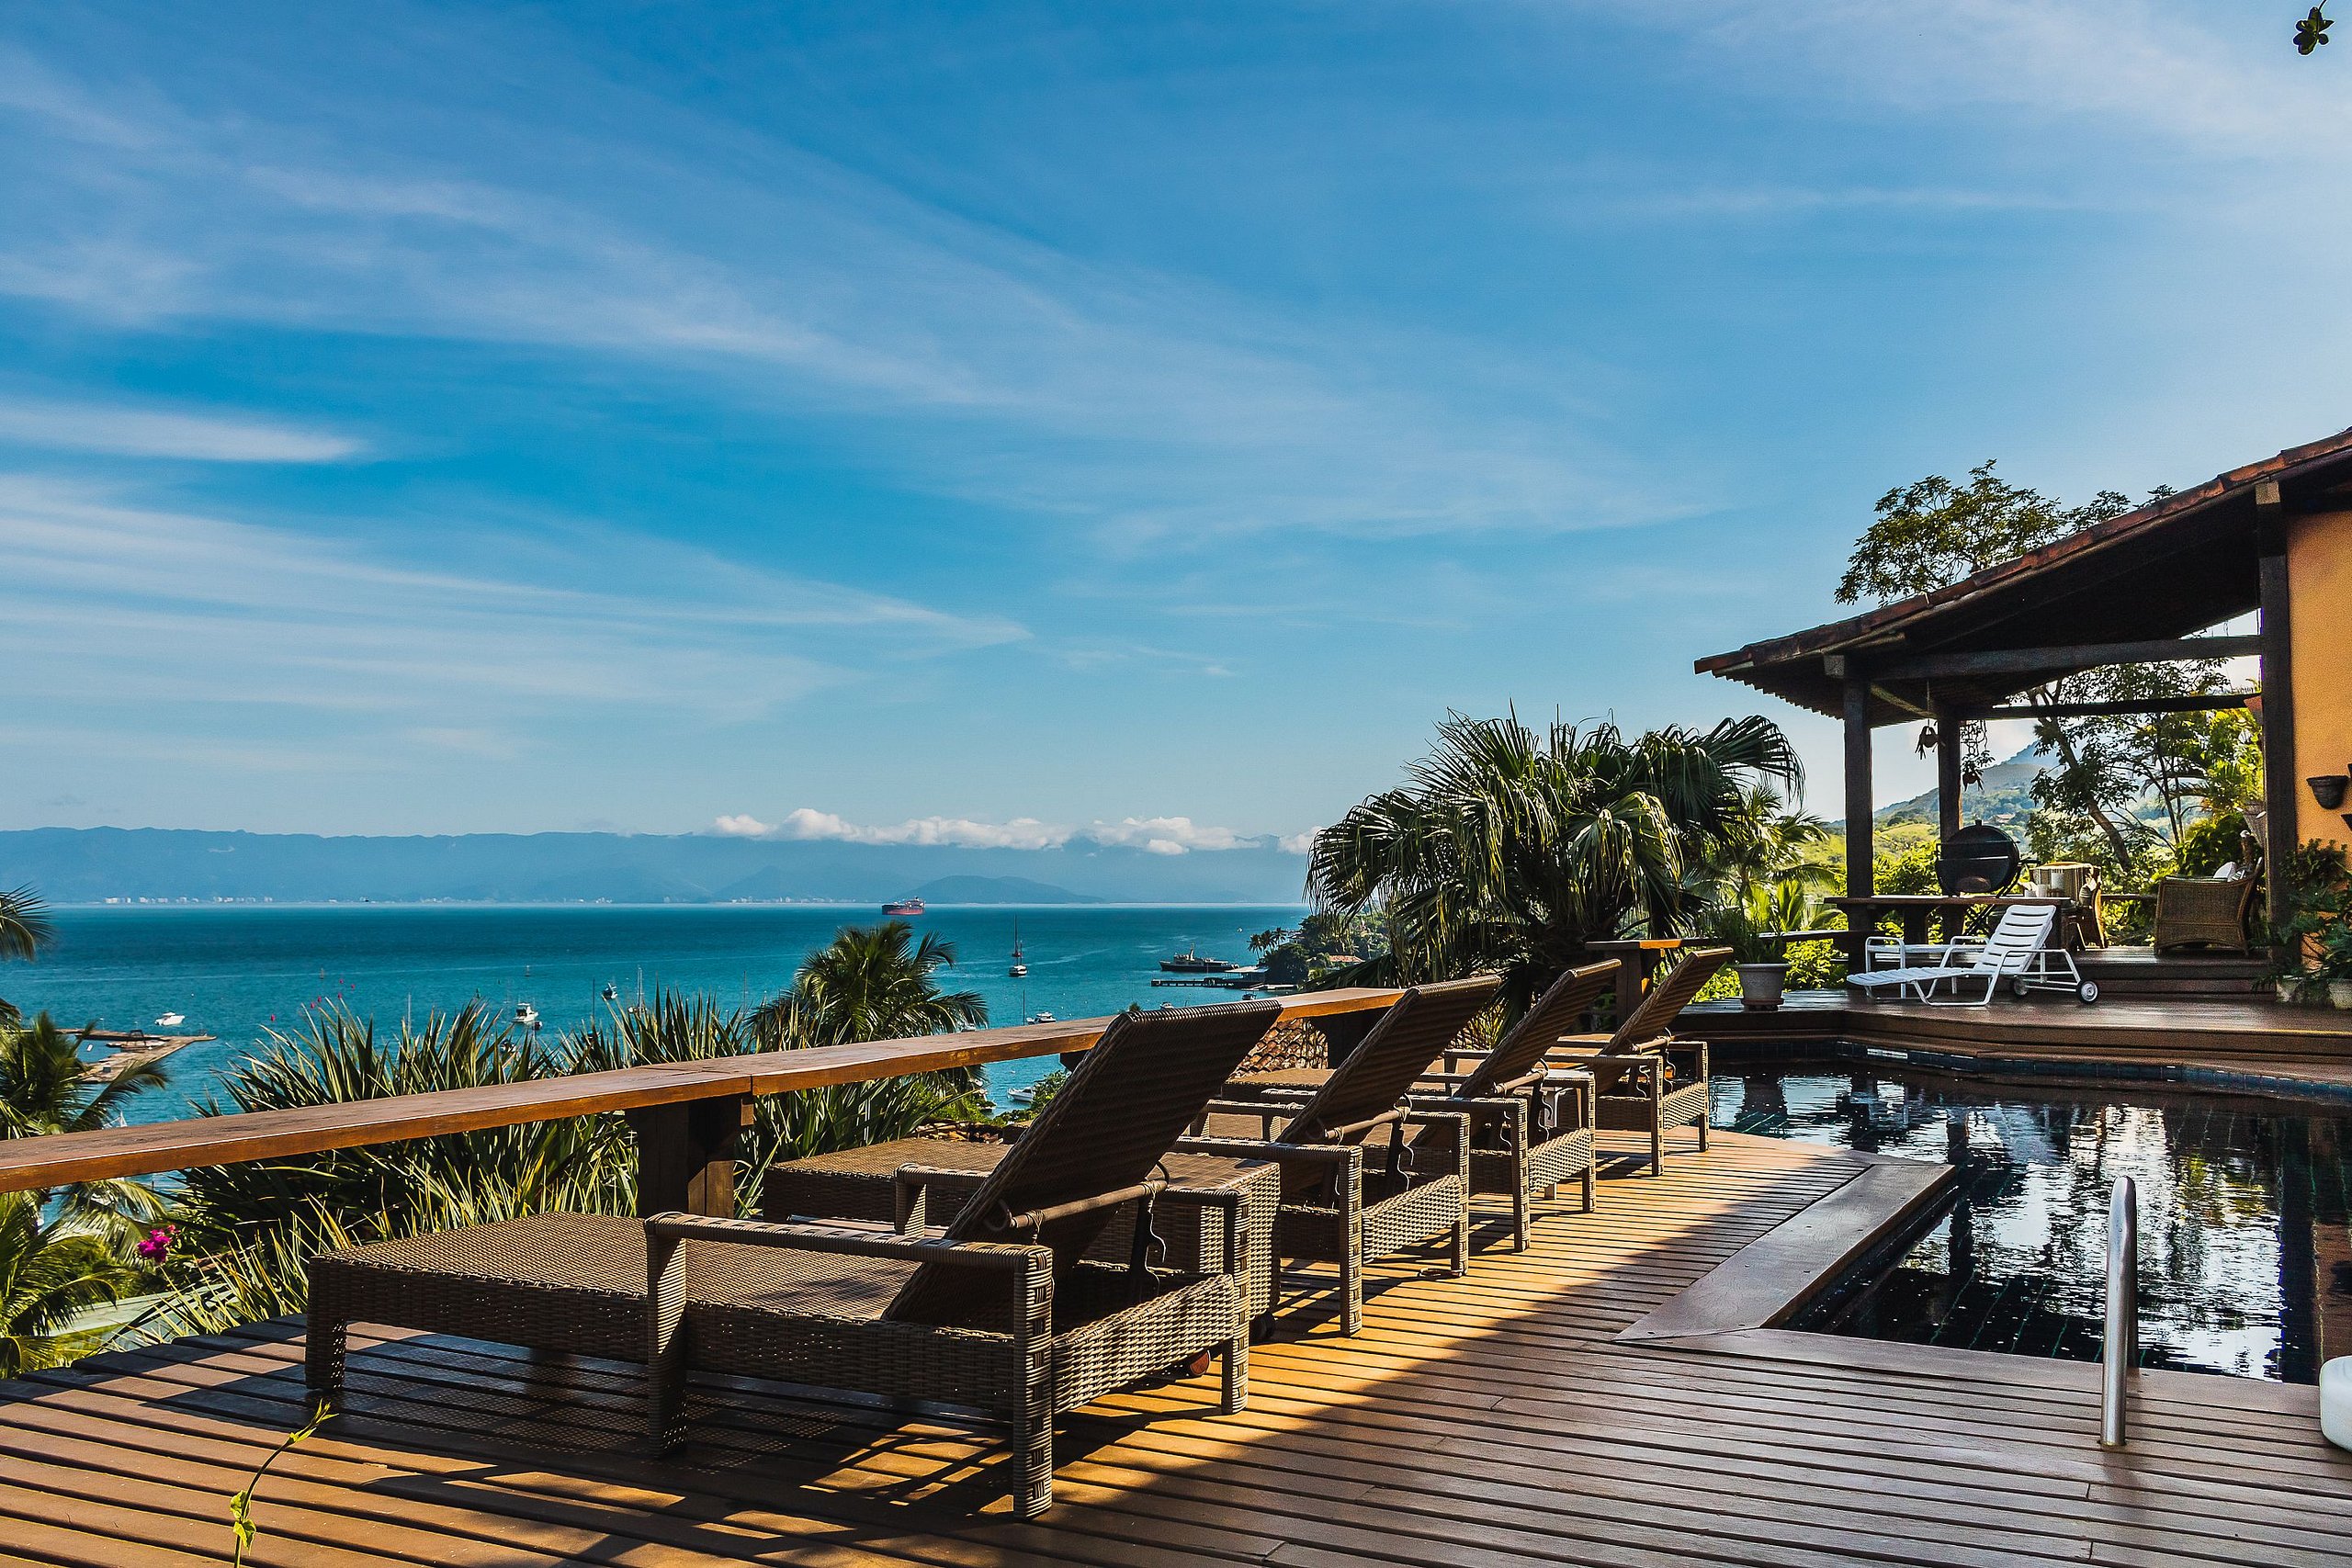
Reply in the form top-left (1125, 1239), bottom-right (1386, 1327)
top-left (2, 2), bottom-right (2344, 850)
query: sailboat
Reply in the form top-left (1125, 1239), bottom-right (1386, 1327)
top-left (1008, 919), bottom-right (1028, 978)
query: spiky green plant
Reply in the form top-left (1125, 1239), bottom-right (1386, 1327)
top-left (1309, 712), bottom-right (1802, 1019)
top-left (161, 1002), bottom-right (633, 1335)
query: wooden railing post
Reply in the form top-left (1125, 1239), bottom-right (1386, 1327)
top-left (628, 1093), bottom-right (754, 1218)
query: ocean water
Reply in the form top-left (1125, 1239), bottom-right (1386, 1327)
top-left (4, 904), bottom-right (1305, 1123)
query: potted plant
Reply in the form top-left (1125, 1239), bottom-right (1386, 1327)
top-left (2322, 923), bottom-right (2352, 1010)
top-left (1709, 884), bottom-right (1817, 1010)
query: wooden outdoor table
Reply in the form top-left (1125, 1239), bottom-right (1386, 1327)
top-left (1826, 894), bottom-right (2069, 966)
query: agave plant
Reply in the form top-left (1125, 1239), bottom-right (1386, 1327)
top-left (160, 1002), bottom-right (632, 1335)
top-left (1309, 711), bottom-right (1802, 1019)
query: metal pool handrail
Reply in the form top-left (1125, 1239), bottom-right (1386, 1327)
top-left (2100, 1176), bottom-right (2138, 1447)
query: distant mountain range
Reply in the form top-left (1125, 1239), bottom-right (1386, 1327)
top-left (1875, 746), bottom-right (2048, 831)
top-left (0, 829), bottom-right (1306, 906)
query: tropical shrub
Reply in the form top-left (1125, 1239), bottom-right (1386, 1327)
top-left (157, 922), bottom-right (989, 1335)
top-left (0, 1191), bottom-right (147, 1375)
top-left (0, 885), bottom-right (56, 1030)
top-left (0, 1010), bottom-right (172, 1368)
top-left (1308, 711), bottom-right (1801, 1019)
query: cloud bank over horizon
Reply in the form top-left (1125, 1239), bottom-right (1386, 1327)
top-left (712, 809), bottom-right (1313, 857)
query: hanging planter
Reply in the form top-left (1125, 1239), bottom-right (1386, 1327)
top-left (2311, 775), bottom-right (2351, 810)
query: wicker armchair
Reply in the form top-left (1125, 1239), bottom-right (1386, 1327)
top-left (1177, 975), bottom-right (1498, 1334)
top-left (1550, 946), bottom-right (1730, 1174)
top-left (2153, 874), bottom-right (2255, 953)
top-left (310, 998), bottom-right (1283, 1518)
top-left (1229, 961), bottom-right (1620, 1250)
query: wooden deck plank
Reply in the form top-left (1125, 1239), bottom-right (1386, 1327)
top-left (3, 1131), bottom-right (2345, 1568)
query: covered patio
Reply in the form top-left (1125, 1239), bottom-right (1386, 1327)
top-left (1698, 424), bottom-right (2352, 980)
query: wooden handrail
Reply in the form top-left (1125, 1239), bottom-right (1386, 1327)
top-left (0, 987), bottom-right (1404, 1196)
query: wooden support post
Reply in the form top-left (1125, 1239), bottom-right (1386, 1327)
top-left (1935, 706), bottom-right (1962, 841)
top-left (629, 1093), bottom-right (754, 1218)
top-left (1843, 675), bottom-right (1875, 971)
top-left (1309, 1008), bottom-right (1385, 1070)
top-left (2256, 479), bottom-right (2297, 936)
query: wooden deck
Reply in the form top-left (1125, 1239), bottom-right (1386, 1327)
top-left (1691, 990), bottom-right (2352, 1102)
top-left (6, 1131), bottom-right (2345, 1567)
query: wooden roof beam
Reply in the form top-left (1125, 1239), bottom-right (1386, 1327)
top-left (1874, 634), bottom-right (2260, 682)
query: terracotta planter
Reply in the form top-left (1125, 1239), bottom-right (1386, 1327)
top-left (1736, 962), bottom-right (1788, 1011)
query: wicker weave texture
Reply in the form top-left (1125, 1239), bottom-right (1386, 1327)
top-left (1279, 976), bottom-right (1498, 1146)
top-left (1454, 961), bottom-right (1619, 1099)
top-left (890, 998), bottom-right (1277, 1324)
top-left (1605, 947), bottom-right (1731, 1050)
top-left (2154, 875), bottom-right (2253, 953)
top-left (763, 1141), bottom-right (1282, 1318)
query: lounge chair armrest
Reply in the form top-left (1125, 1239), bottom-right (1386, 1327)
top-left (1172, 1135), bottom-right (1364, 1172)
top-left (644, 1213), bottom-right (1042, 1271)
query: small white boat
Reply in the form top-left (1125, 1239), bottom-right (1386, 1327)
top-left (1025, 1010), bottom-right (1057, 1025)
top-left (1008, 919), bottom-right (1027, 977)
top-left (514, 1002), bottom-right (541, 1031)
top-left (153, 1012), bottom-right (185, 1029)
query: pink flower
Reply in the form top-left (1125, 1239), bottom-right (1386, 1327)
top-left (136, 1225), bottom-right (175, 1263)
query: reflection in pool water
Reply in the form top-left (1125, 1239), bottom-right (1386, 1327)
top-left (1711, 1066), bottom-right (2352, 1383)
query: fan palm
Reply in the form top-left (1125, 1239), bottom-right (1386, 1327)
top-left (1309, 712), bottom-right (1802, 1017)
top-left (753, 919), bottom-right (987, 1046)
top-left (0, 885), bottom-right (56, 1029)
top-left (0, 1191), bottom-right (146, 1375)
top-left (0, 1013), bottom-right (171, 1236)
top-left (745, 921), bottom-right (989, 1183)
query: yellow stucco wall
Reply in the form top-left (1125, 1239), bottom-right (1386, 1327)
top-left (2290, 508), bottom-right (2352, 852)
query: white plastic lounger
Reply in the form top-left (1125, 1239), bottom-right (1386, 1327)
top-left (1849, 903), bottom-right (2098, 1006)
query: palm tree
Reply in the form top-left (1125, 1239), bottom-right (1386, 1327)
top-left (745, 921), bottom-right (989, 1183)
top-left (0, 885), bottom-right (56, 1030)
top-left (1308, 712), bottom-right (1802, 1018)
top-left (0, 1191), bottom-right (146, 1376)
top-left (0, 1013), bottom-right (170, 1237)
top-left (753, 919), bottom-right (987, 1047)
top-left (0, 1009), bottom-right (169, 1371)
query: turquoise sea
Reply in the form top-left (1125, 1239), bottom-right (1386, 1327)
top-left (5, 904), bottom-right (1306, 1124)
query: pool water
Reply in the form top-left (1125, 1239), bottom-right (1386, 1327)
top-left (1711, 1066), bottom-right (2352, 1382)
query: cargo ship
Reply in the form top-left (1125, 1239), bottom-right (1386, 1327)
top-left (881, 897), bottom-right (926, 916)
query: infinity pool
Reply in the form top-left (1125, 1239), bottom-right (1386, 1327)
top-left (1711, 1066), bottom-right (2352, 1382)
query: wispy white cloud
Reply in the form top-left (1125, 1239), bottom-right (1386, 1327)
top-left (713, 807), bottom-right (1305, 855)
top-left (0, 43), bottom-right (1670, 543)
top-left (0, 395), bottom-right (362, 462)
top-left (0, 475), bottom-right (1023, 735)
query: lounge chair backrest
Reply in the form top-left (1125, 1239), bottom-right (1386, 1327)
top-left (887, 998), bottom-right (1279, 1325)
top-left (1452, 962), bottom-right (1620, 1100)
top-left (1275, 975), bottom-right (1500, 1146)
top-left (1962, 904), bottom-right (2055, 972)
top-left (1600, 946), bottom-right (1732, 1054)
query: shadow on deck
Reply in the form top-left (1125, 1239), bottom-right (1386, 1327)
top-left (3, 1133), bottom-right (2346, 1567)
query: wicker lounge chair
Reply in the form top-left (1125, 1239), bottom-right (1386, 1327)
top-left (1175, 975), bottom-right (1499, 1334)
top-left (310, 998), bottom-right (1282, 1518)
top-left (762, 1138), bottom-right (1281, 1325)
top-left (1550, 945), bottom-right (1730, 1175)
top-left (1227, 962), bottom-right (1620, 1249)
